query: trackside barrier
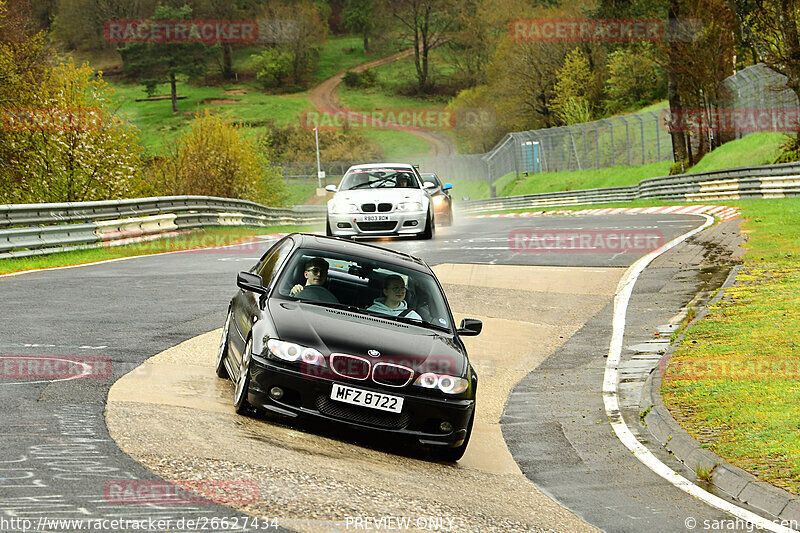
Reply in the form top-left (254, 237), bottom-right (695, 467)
top-left (2, 162), bottom-right (799, 259)
top-left (0, 196), bottom-right (326, 259)
top-left (459, 162), bottom-right (800, 214)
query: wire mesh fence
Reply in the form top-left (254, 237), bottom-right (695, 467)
top-left (719, 63), bottom-right (799, 139)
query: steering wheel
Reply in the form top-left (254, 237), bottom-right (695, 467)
top-left (296, 285), bottom-right (339, 304)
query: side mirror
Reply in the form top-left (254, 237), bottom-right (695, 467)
top-left (237, 272), bottom-right (266, 294)
top-left (325, 184), bottom-right (337, 192)
top-left (457, 318), bottom-right (482, 336)
top-left (423, 181), bottom-right (437, 189)
top-left (443, 183), bottom-right (452, 191)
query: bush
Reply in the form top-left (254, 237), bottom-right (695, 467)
top-left (343, 69), bottom-right (376, 88)
top-left (148, 110), bottom-right (287, 207)
top-left (252, 48), bottom-right (293, 89)
top-left (669, 159), bottom-right (690, 175)
top-left (773, 135), bottom-right (800, 164)
top-left (261, 121), bottom-right (383, 163)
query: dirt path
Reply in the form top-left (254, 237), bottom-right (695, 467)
top-left (308, 48), bottom-right (457, 157)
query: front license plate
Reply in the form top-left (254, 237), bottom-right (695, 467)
top-left (360, 215), bottom-right (389, 222)
top-left (330, 383), bottom-right (404, 413)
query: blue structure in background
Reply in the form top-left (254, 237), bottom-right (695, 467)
top-left (521, 141), bottom-right (540, 174)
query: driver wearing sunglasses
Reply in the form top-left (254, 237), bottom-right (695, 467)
top-left (290, 257), bottom-right (330, 297)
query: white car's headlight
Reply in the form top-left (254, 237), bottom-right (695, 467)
top-left (329, 202), bottom-right (359, 214)
top-left (397, 201), bottom-right (423, 212)
top-left (266, 339), bottom-right (326, 367)
top-left (413, 372), bottom-right (469, 394)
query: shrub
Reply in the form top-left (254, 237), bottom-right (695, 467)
top-left (343, 69), bottom-right (377, 88)
top-left (148, 110), bottom-right (287, 207)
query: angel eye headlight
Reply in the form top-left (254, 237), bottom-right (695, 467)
top-left (413, 373), bottom-right (468, 394)
top-left (301, 347), bottom-right (324, 366)
top-left (267, 339), bottom-right (326, 366)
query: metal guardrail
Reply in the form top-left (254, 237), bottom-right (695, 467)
top-left (2, 162), bottom-right (799, 259)
top-left (459, 162), bottom-right (800, 214)
top-left (0, 196), bottom-right (326, 259)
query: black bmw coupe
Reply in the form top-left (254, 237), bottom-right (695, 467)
top-left (216, 233), bottom-right (482, 461)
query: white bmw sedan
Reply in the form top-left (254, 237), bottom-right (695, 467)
top-left (325, 163), bottom-right (435, 239)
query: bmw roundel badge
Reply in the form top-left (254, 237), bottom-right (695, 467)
top-left (368, 349), bottom-right (380, 357)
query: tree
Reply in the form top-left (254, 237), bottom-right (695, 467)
top-left (732, 0), bottom-right (800, 141)
top-left (342, 0), bottom-right (374, 52)
top-left (251, 1), bottom-right (327, 89)
top-left (661, 0), bottom-right (736, 165)
top-left (118, 5), bottom-right (215, 114)
top-left (149, 110), bottom-right (286, 206)
top-left (551, 48), bottom-right (593, 125)
top-left (193, 0), bottom-right (270, 80)
top-left (387, 0), bottom-right (457, 92)
top-left (445, 0), bottom-right (494, 87)
top-left (1, 59), bottom-right (143, 203)
top-left (51, 0), bottom-right (158, 50)
top-left (604, 44), bottom-right (666, 114)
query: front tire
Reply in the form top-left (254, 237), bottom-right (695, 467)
top-left (325, 216), bottom-right (333, 237)
top-left (233, 338), bottom-right (254, 415)
top-left (215, 310), bottom-right (232, 379)
top-left (418, 211), bottom-right (434, 240)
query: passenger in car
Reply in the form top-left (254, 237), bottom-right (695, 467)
top-left (367, 275), bottom-right (422, 320)
top-left (290, 257), bottom-right (332, 297)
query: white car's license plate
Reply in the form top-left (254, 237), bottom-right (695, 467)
top-left (330, 383), bottom-right (403, 413)
top-left (360, 215), bottom-right (389, 222)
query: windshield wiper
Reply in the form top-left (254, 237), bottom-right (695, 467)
top-left (300, 300), bottom-right (364, 313)
top-left (348, 175), bottom-right (395, 189)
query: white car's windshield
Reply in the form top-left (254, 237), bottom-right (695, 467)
top-left (339, 168), bottom-right (420, 191)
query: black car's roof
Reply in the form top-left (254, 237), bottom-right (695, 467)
top-left (290, 233), bottom-right (431, 273)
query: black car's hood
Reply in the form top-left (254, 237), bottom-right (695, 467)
top-left (268, 300), bottom-right (466, 376)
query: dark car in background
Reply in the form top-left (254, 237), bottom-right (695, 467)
top-left (420, 172), bottom-right (453, 226)
top-left (215, 233), bottom-right (482, 461)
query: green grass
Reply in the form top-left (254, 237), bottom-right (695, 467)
top-left (501, 161), bottom-right (672, 196)
top-left (313, 35), bottom-right (383, 83)
top-left (108, 80), bottom-right (313, 152)
top-left (0, 225), bottom-right (315, 275)
top-left (689, 133), bottom-right (789, 173)
top-left (500, 132), bottom-right (791, 197)
top-left (661, 198), bottom-right (800, 495)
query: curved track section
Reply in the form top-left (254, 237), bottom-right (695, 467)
top-left (0, 213), bottom-right (762, 532)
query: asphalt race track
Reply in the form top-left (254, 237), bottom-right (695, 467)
top-left (0, 213), bottom-right (762, 532)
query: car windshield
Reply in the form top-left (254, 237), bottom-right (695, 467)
top-left (273, 248), bottom-right (453, 332)
top-left (339, 168), bottom-right (420, 191)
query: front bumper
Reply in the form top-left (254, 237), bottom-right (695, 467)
top-left (327, 210), bottom-right (428, 237)
top-left (248, 356), bottom-right (474, 448)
